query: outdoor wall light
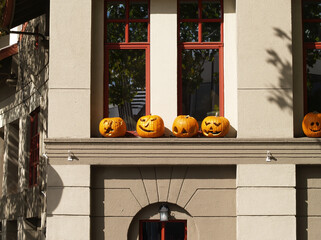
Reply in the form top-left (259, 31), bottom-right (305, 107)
top-left (159, 204), bottom-right (169, 221)
top-left (68, 150), bottom-right (73, 161)
top-left (266, 151), bottom-right (272, 162)
top-left (42, 153), bottom-right (48, 160)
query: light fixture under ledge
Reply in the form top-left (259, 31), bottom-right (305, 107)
top-left (159, 204), bottom-right (169, 221)
top-left (68, 150), bottom-right (73, 161)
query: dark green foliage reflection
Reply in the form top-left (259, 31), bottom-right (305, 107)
top-left (182, 49), bottom-right (220, 120)
top-left (108, 49), bottom-right (146, 129)
top-left (202, 0), bottom-right (221, 19)
top-left (129, 1), bottom-right (148, 19)
top-left (303, 2), bottom-right (321, 19)
top-left (180, 0), bottom-right (198, 19)
top-left (107, 23), bottom-right (125, 42)
top-left (202, 22), bottom-right (220, 42)
top-left (306, 49), bottom-right (321, 112)
top-left (107, 2), bottom-right (125, 19)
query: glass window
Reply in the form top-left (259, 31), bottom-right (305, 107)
top-left (108, 49), bottom-right (146, 130)
top-left (140, 221), bottom-right (187, 240)
top-left (105, 0), bottom-right (150, 131)
top-left (303, 0), bottom-right (321, 113)
top-left (178, 0), bottom-right (223, 120)
top-left (182, 49), bottom-right (219, 120)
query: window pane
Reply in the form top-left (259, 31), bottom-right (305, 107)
top-left (107, 22), bottom-right (125, 42)
top-left (202, 22), bottom-right (221, 42)
top-left (142, 222), bottom-right (161, 240)
top-left (304, 23), bottom-right (321, 42)
top-left (306, 49), bottom-right (321, 112)
top-left (107, 1), bottom-right (126, 19)
top-left (202, 0), bottom-right (221, 19)
top-left (129, 0), bottom-right (148, 19)
top-left (182, 49), bottom-right (220, 121)
top-left (180, 0), bottom-right (198, 19)
top-left (165, 222), bottom-right (186, 240)
top-left (180, 22), bottom-right (198, 42)
top-left (303, 1), bottom-right (321, 19)
top-left (129, 22), bottom-right (148, 42)
top-left (108, 49), bottom-right (146, 130)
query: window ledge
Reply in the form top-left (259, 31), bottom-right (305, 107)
top-left (45, 137), bottom-right (321, 165)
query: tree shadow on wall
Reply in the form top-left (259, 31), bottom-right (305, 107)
top-left (266, 27), bottom-right (293, 115)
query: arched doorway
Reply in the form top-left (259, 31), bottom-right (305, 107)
top-left (127, 202), bottom-right (198, 240)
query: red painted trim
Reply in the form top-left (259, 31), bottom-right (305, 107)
top-left (29, 108), bottom-right (40, 187)
top-left (0, 43), bottom-right (18, 61)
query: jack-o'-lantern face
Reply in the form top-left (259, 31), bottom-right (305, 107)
top-left (172, 115), bottom-right (199, 137)
top-left (136, 115), bottom-right (165, 138)
top-left (302, 112), bottom-right (321, 138)
top-left (99, 117), bottom-right (127, 137)
top-left (201, 116), bottom-right (230, 137)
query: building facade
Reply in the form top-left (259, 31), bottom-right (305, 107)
top-left (1, 0), bottom-right (321, 239)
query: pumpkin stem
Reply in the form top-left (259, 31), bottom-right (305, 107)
top-left (186, 115), bottom-right (190, 118)
top-left (215, 112), bottom-right (219, 117)
top-left (313, 111), bottom-right (319, 114)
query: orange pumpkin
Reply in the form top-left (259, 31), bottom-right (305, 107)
top-left (201, 116), bottom-right (230, 137)
top-left (99, 117), bottom-right (127, 137)
top-left (172, 115), bottom-right (199, 137)
top-left (136, 115), bottom-right (165, 138)
top-left (302, 112), bottom-right (321, 138)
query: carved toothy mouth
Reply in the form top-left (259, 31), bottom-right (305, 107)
top-left (139, 125), bottom-right (154, 132)
top-left (205, 130), bottom-right (221, 135)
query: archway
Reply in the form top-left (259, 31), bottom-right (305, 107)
top-left (127, 202), bottom-right (198, 240)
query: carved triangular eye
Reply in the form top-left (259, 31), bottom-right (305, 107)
top-left (182, 128), bottom-right (187, 133)
top-left (214, 122), bottom-right (221, 127)
top-left (205, 122), bottom-right (210, 126)
top-left (173, 126), bottom-right (178, 133)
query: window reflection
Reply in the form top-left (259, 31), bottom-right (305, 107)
top-left (306, 49), bottom-right (321, 112)
top-left (108, 49), bottom-right (146, 130)
top-left (106, 1), bottom-right (126, 19)
top-left (182, 49), bottom-right (219, 121)
top-left (107, 22), bottom-right (125, 43)
top-left (180, 22), bottom-right (198, 42)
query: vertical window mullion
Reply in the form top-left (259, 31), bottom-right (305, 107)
top-left (198, 0), bottom-right (202, 42)
top-left (125, 0), bottom-right (130, 43)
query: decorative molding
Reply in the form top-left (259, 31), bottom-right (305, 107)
top-left (45, 138), bottom-right (321, 165)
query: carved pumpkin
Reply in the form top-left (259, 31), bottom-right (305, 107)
top-left (172, 115), bottom-right (199, 137)
top-left (136, 115), bottom-right (165, 138)
top-left (302, 112), bottom-right (321, 138)
top-left (99, 117), bottom-right (127, 137)
top-left (201, 116), bottom-right (230, 137)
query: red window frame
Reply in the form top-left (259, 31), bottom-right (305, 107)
top-left (104, 0), bottom-right (150, 117)
top-left (29, 108), bottom-right (40, 187)
top-left (178, 0), bottom-right (224, 116)
top-left (302, 0), bottom-right (321, 113)
top-left (139, 220), bottom-right (187, 240)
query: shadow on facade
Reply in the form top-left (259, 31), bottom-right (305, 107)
top-left (266, 27), bottom-right (293, 114)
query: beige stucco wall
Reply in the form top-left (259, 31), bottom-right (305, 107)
top-left (237, 0), bottom-right (294, 138)
top-left (49, 0), bottom-right (92, 138)
top-left (91, 166), bottom-right (236, 240)
top-left (47, 165), bottom-right (91, 240)
top-left (237, 164), bottom-right (296, 240)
